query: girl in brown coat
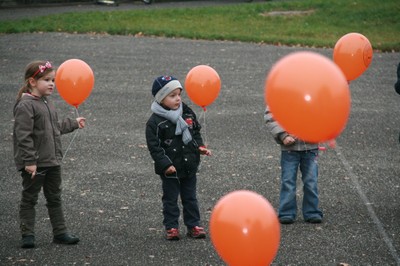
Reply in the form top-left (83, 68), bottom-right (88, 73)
top-left (13, 60), bottom-right (85, 248)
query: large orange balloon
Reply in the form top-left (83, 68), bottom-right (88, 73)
top-left (185, 65), bottom-right (221, 110)
top-left (333, 32), bottom-right (373, 81)
top-left (210, 190), bottom-right (280, 266)
top-left (265, 51), bottom-right (351, 143)
top-left (55, 59), bottom-right (94, 108)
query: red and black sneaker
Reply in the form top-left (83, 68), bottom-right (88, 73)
top-left (187, 226), bottom-right (206, 239)
top-left (166, 228), bottom-right (180, 240)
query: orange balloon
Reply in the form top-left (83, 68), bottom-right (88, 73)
top-left (265, 51), bottom-right (351, 143)
top-left (333, 32), bottom-right (373, 81)
top-left (210, 190), bottom-right (280, 266)
top-left (55, 59), bottom-right (94, 108)
top-left (185, 65), bottom-right (221, 109)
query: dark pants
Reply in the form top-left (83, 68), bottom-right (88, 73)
top-left (19, 166), bottom-right (67, 237)
top-left (160, 171), bottom-right (201, 230)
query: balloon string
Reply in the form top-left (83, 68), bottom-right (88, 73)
top-left (201, 108), bottom-right (208, 147)
top-left (62, 107), bottom-right (80, 162)
top-left (75, 107), bottom-right (80, 117)
top-left (197, 108), bottom-right (207, 172)
top-left (62, 130), bottom-right (78, 162)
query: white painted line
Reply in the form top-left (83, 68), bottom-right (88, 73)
top-left (335, 144), bottom-right (400, 265)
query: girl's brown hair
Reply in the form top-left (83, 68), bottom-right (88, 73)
top-left (16, 60), bottom-right (55, 101)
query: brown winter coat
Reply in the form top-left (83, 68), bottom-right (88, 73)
top-left (13, 94), bottom-right (79, 170)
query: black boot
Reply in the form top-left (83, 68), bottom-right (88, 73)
top-left (21, 235), bottom-right (35, 248)
top-left (53, 233), bottom-right (79, 245)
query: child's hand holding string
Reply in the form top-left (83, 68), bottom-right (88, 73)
top-left (25, 165), bottom-right (37, 179)
top-left (76, 117), bottom-right (86, 129)
top-left (283, 135), bottom-right (296, 146)
top-left (199, 146), bottom-right (212, 156)
top-left (165, 165), bottom-right (176, 175)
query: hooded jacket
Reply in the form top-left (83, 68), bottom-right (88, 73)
top-left (13, 94), bottom-right (79, 170)
top-left (264, 106), bottom-right (318, 151)
top-left (145, 102), bottom-right (204, 177)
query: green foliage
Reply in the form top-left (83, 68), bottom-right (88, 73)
top-left (1, 0), bottom-right (399, 51)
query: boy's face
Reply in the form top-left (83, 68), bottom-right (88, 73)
top-left (161, 88), bottom-right (182, 110)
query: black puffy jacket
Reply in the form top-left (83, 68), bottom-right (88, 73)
top-left (145, 102), bottom-right (204, 177)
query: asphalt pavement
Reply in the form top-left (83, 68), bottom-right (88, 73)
top-left (0, 1), bottom-right (400, 265)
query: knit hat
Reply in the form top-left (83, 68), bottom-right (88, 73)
top-left (152, 76), bottom-right (183, 103)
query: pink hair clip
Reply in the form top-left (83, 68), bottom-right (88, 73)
top-left (32, 61), bottom-right (52, 78)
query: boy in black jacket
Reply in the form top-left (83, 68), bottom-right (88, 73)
top-left (145, 76), bottom-right (211, 240)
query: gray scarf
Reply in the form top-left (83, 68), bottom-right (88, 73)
top-left (151, 101), bottom-right (193, 145)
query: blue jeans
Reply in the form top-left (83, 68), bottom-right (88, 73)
top-left (279, 149), bottom-right (323, 220)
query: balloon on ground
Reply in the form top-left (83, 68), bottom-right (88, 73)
top-left (55, 59), bottom-right (95, 108)
top-left (265, 51), bottom-right (351, 143)
top-left (333, 32), bottom-right (373, 82)
top-left (185, 65), bottom-right (221, 110)
top-left (210, 190), bottom-right (280, 266)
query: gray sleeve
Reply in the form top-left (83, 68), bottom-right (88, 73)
top-left (264, 106), bottom-right (288, 144)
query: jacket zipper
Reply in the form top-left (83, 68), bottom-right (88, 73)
top-left (43, 98), bottom-right (59, 163)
